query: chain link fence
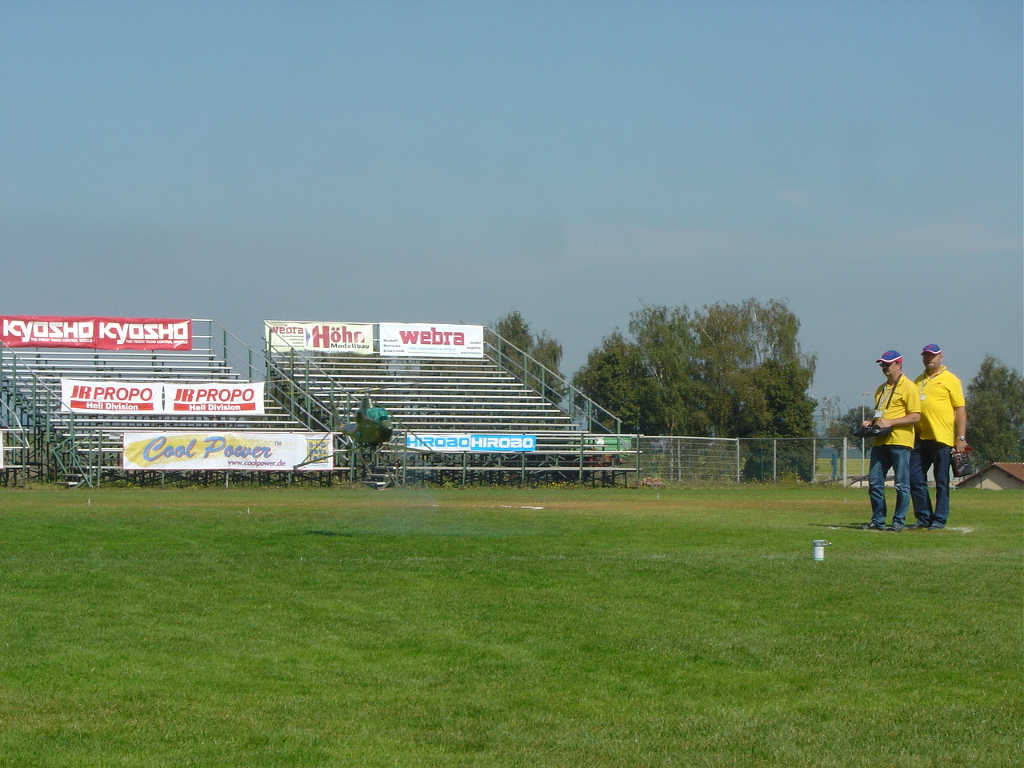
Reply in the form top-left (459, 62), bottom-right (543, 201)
top-left (638, 436), bottom-right (867, 485)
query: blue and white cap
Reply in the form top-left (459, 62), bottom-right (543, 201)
top-left (921, 343), bottom-right (942, 355)
top-left (875, 350), bottom-right (902, 364)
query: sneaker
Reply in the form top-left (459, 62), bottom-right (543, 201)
top-left (861, 522), bottom-right (885, 530)
top-left (886, 523), bottom-right (905, 532)
top-left (905, 522), bottom-right (929, 531)
top-left (927, 524), bottom-right (945, 531)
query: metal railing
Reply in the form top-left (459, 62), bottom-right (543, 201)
top-left (482, 327), bottom-right (622, 434)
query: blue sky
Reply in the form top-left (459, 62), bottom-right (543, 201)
top-left (2, 1), bottom-right (1020, 418)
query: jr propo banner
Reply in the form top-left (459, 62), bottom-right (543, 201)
top-left (122, 432), bottom-right (334, 471)
top-left (1, 316), bottom-right (192, 350)
top-left (166, 383), bottom-right (265, 414)
top-left (406, 433), bottom-right (537, 452)
top-left (379, 323), bottom-right (483, 358)
top-left (62, 379), bottom-right (163, 413)
top-left (264, 321), bottom-right (373, 354)
top-left (61, 380), bottom-right (265, 415)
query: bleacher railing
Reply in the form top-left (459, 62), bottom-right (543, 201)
top-left (210, 320), bottom-right (335, 433)
top-left (0, 340), bottom-right (95, 484)
top-left (482, 327), bottom-right (622, 434)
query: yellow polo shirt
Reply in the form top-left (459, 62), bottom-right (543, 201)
top-left (873, 374), bottom-right (920, 448)
top-left (914, 366), bottom-right (965, 446)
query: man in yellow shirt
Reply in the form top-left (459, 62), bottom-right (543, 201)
top-left (861, 350), bottom-right (921, 531)
top-left (909, 344), bottom-right (967, 531)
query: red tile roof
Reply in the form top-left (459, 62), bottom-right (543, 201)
top-left (991, 463), bottom-right (1024, 483)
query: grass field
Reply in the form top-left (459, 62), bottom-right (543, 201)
top-left (0, 485), bottom-right (1020, 767)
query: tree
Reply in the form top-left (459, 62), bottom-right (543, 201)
top-left (966, 356), bottom-right (1024, 465)
top-left (690, 298), bottom-right (816, 439)
top-left (627, 305), bottom-right (703, 435)
top-left (574, 297), bottom-right (817, 450)
top-left (492, 310), bottom-right (566, 401)
top-left (572, 330), bottom-right (650, 432)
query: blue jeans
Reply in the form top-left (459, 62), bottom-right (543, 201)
top-left (869, 445), bottom-right (911, 527)
top-left (910, 440), bottom-right (952, 527)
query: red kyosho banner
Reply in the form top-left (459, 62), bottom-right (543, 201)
top-left (0, 316), bottom-right (192, 350)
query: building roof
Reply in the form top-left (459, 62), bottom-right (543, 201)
top-left (957, 462), bottom-right (1024, 487)
top-left (991, 463), bottom-right (1024, 482)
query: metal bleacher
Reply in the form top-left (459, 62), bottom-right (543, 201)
top-left (0, 320), bottom-right (307, 485)
top-left (275, 355), bottom-right (575, 432)
top-left (266, 324), bottom-right (637, 485)
top-left (0, 318), bottom-right (636, 487)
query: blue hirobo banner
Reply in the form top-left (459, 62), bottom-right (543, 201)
top-left (406, 433), bottom-right (536, 453)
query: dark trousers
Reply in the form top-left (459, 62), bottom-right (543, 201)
top-left (910, 440), bottom-right (952, 527)
top-left (869, 445), bottom-right (911, 527)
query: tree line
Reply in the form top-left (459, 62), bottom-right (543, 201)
top-left (496, 301), bottom-right (1023, 468)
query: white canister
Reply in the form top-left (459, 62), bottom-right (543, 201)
top-left (812, 539), bottom-right (831, 561)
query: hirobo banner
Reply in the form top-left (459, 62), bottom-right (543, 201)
top-left (264, 321), bottom-right (373, 354)
top-left (122, 432), bottom-right (334, 471)
top-left (1, 316), bottom-right (192, 350)
top-left (61, 380), bottom-right (265, 415)
top-left (379, 323), bottom-right (483, 358)
top-left (406, 433), bottom-right (537, 453)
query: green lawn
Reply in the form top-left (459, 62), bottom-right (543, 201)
top-left (0, 486), bottom-right (1020, 767)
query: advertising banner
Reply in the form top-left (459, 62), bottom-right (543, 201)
top-left (166, 383), bottom-right (265, 414)
top-left (379, 323), bottom-right (483, 358)
top-left (62, 379), bottom-right (163, 413)
top-left (1, 316), bottom-right (192, 350)
top-left (60, 380), bottom-right (265, 415)
top-left (264, 321), bottom-right (373, 355)
top-left (122, 432), bottom-right (334, 471)
top-left (406, 433), bottom-right (537, 453)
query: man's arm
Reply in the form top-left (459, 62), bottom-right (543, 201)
top-left (877, 412), bottom-right (920, 428)
top-left (954, 406), bottom-right (967, 451)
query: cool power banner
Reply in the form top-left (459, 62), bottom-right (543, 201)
top-left (61, 379), bottom-right (265, 415)
top-left (406, 433), bottom-right (537, 453)
top-left (1, 316), bottom-right (191, 350)
top-left (123, 432), bottom-right (333, 471)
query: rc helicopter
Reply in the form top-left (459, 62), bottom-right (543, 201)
top-left (290, 392), bottom-right (396, 486)
top-left (339, 393), bottom-right (397, 487)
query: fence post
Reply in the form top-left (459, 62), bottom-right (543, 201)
top-left (842, 437), bottom-right (848, 487)
top-left (772, 440), bottom-right (777, 483)
top-left (811, 438), bottom-right (816, 483)
top-left (635, 433), bottom-right (640, 487)
top-left (735, 439), bottom-right (741, 483)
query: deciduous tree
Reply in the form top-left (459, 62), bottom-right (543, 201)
top-left (966, 356), bottom-right (1024, 464)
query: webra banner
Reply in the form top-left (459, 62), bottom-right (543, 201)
top-left (62, 379), bottom-right (163, 413)
top-left (123, 432), bottom-right (333, 471)
top-left (264, 321), bottom-right (373, 354)
top-left (379, 323), bottom-right (483, 358)
top-left (1, 316), bottom-right (191, 350)
top-left (406, 433), bottom-right (537, 453)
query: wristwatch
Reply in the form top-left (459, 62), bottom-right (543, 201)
top-left (957, 435), bottom-right (966, 440)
